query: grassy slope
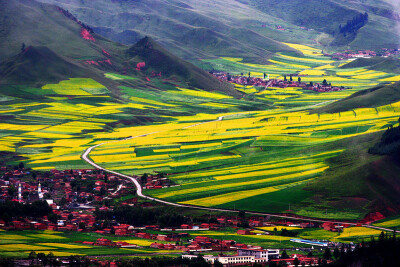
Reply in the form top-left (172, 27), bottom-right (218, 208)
top-left (341, 57), bottom-right (400, 74)
top-left (0, 0), bottom-right (238, 96)
top-left (126, 37), bottom-right (239, 97)
top-left (247, 0), bottom-right (360, 33)
top-left (0, 0), bottom-right (123, 61)
top-left (313, 82), bottom-right (400, 113)
top-left (248, 0), bottom-right (400, 49)
top-left (0, 46), bottom-right (101, 87)
top-left (35, 0), bottom-right (298, 61)
top-left (304, 132), bottom-right (400, 217)
top-left (334, 0), bottom-right (400, 49)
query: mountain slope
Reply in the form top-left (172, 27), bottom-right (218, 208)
top-left (0, 0), bottom-right (238, 95)
top-left (35, 0), bottom-right (299, 62)
top-left (248, 0), bottom-right (400, 49)
top-left (341, 57), bottom-right (400, 74)
top-left (126, 37), bottom-right (238, 97)
top-left (0, 46), bottom-right (100, 86)
top-left (313, 82), bottom-right (400, 114)
top-left (306, 132), bottom-right (400, 215)
top-left (0, 0), bottom-right (123, 61)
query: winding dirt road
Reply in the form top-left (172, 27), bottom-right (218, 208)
top-left (81, 115), bottom-right (399, 233)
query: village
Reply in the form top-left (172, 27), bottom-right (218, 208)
top-left (211, 71), bottom-right (346, 93)
top-left (327, 48), bottom-right (400, 60)
top-left (0, 164), bottom-right (386, 266)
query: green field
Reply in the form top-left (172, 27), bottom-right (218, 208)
top-left (0, 230), bottom-right (184, 258)
top-left (1, 41), bottom-right (400, 219)
top-left (0, 226), bottom-right (386, 258)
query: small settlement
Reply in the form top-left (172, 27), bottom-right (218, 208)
top-left (211, 71), bottom-right (345, 93)
top-left (0, 164), bottom-right (385, 266)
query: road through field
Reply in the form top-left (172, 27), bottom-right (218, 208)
top-left (81, 113), bottom-right (398, 233)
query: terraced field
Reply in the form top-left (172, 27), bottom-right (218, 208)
top-left (0, 230), bottom-right (181, 258)
top-left (89, 101), bottom-right (400, 216)
top-left (2, 43), bottom-right (400, 219)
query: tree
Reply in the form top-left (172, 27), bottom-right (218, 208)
top-left (21, 43), bottom-right (26, 52)
top-left (333, 247), bottom-right (340, 259)
top-left (214, 259), bottom-right (223, 267)
top-left (298, 77), bottom-right (301, 83)
top-left (7, 185), bottom-right (16, 197)
top-left (323, 248), bottom-right (332, 260)
top-left (18, 162), bottom-right (24, 169)
top-left (294, 257), bottom-right (300, 267)
top-left (79, 222), bottom-right (86, 230)
top-left (100, 187), bottom-right (106, 196)
top-left (104, 173), bottom-right (108, 183)
top-left (281, 250), bottom-right (289, 259)
top-left (290, 75), bottom-right (293, 82)
top-left (141, 173), bottom-right (148, 185)
top-left (23, 191), bottom-right (29, 200)
top-left (32, 172), bottom-right (37, 179)
top-left (322, 79), bottom-right (328, 86)
top-left (29, 251), bottom-right (37, 261)
top-left (48, 213), bottom-right (58, 224)
top-left (284, 75), bottom-right (287, 81)
top-left (60, 197), bottom-right (67, 206)
top-left (238, 210), bottom-right (245, 219)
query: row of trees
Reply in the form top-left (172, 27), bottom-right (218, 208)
top-left (94, 205), bottom-right (188, 228)
top-left (369, 117), bottom-right (400, 155)
top-left (338, 13), bottom-right (368, 36)
top-left (0, 200), bottom-right (53, 222)
top-left (331, 231), bottom-right (399, 266)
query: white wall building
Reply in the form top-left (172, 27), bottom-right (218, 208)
top-left (182, 254), bottom-right (269, 266)
top-left (238, 248), bottom-right (280, 260)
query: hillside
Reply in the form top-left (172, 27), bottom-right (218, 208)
top-left (0, 46), bottom-right (101, 86)
top-left (126, 37), bottom-right (238, 96)
top-left (313, 82), bottom-right (400, 113)
top-left (306, 132), bottom-right (400, 215)
top-left (341, 57), bottom-right (400, 74)
top-left (36, 0), bottom-right (400, 55)
top-left (249, 0), bottom-right (400, 49)
top-left (247, 0), bottom-right (360, 34)
top-left (0, 0), bottom-right (127, 61)
top-left (0, 0), bottom-right (238, 96)
top-left (35, 0), bottom-right (299, 62)
top-left (369, 121), bottom-right (400, 155)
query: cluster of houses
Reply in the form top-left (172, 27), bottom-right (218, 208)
top-left (0, 166), bottom-right (126, 204)
top-left (142, 174), bottom-right (174, 189)
top-left (212, 71), bottom-right (345, 93)
top-left (328, 48), bottom-right (399, 60)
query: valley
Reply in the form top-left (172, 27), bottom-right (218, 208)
top-left (1, 0), bottom-right (400, 265)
